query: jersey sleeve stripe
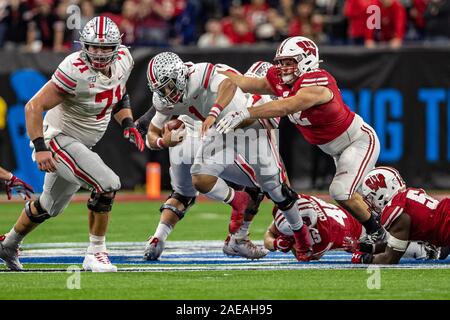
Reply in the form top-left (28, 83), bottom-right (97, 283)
top-left (383, 206), bottom-right (404, 229)
top-left (52, 81), bottom-right (75, 95)
top-left (201, 63), bottom-right (215, 89)
top-left (250, 61), bottom-right (264, 73)
top-left (55, 70), bottom-right (77, 88)
top-left (302, 77), bottom-right (328, 82)
top-left (300, 81), bottom-right (329, 87)
top-left (52, 76), bottom-right (75, 94)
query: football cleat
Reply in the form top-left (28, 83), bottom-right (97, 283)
top-left (82, 252), bottom-right (117, 272)
top-left (143, 236), bottom-right (165, 261)
top-left (359, 226), bottom-right (387, 248)
top-left (0, 235), bottom-right (23, 271)
top-left (423, 242), bottom-right (441, 260)
top-left (222, 234), bottom-right (268, 260)
top-left (228, 191), bottom-right (251, 234)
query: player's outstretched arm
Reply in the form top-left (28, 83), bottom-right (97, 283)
top-left (0, 166), bottom-right (34, 200)
top-left (218, 70), bottom-right (273, 95)
top-left (370, 214), bottom-right (411, 264)
top-left (25, 81), bottom-right (67, 172)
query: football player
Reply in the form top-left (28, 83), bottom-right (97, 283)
top-left (0, 17), bottom-right (144, 272)
top-left (266, 194), bottom-right (441, 261)
top-left (0, 166), bottom-right (34, 200)
top-left (216, 36), bottom-right (384, 248)
top-left (137, 62), bottom-right (279, 261)
top-left (145, 53), bottom-right (313, 261)
top-left (352, 166), bottom-right (450, 264)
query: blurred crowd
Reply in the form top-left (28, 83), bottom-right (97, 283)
top-left (0, 0), bottom-right (448, 52)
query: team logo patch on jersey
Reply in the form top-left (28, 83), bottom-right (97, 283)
top-left (282, 91), bottom-right (289, 97)
top-left (88, 76), bottom-right (97, 83)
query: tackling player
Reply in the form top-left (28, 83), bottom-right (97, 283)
top-left (216, 36), bottom-right (383, 247)
top-left (352, 166), bottom-right (450, 264)
top-left (266, 193), bottom-right (440, 261)
top-left (0, 17), bottom-right (144, 272)
top-left (0, 166), bottom-right (34, 200)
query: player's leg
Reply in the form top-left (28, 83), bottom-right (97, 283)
top-left (50, 135), bottom-right (120, 272)
top-left (144, 160), bottom-right (197, 260)
top-left (222, 184), bottom-right (268, 259)
top-left (0, 170), bottom-right (80, 270)
top-left (191, 137), bottom-right (252, 234)
top-left (244, 129), bottom-right (312, 260)
top-left (328, 124), bottom-right (382, 240)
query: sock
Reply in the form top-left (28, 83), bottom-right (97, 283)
top-left (281, 204), bottom-right (304, 231)
top-left (362, 214), bottom-right (381, 234)
top-left (234, 221), bottom-right (251, 240)
top-left (205, 178), bottom-right (234, 203)
top-left (154, 222), bottom-right (173, 241)
top-left (87, 234), bottom-right (106, 254)
top-left (2, 227), bottom-right (24, 249)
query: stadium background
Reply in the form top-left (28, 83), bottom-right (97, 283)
top-left (0, 0), bottom-right (449, 194)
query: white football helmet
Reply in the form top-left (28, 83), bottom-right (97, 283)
top-left (79, 16), bottom-right (122, 70)
top-left (274, 36), bottom-right (320, 84)
top-left (147, 52), bottom-right (189, 105)
top-left (245, 61), bottom-right (273, 78)
top-left (360, 167), bottom-right (406, 214)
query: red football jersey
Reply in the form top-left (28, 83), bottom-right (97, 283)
top-left (274, 195), bottom-right (363, 259)
top-left (265, 67), bottom-right (355, 145)
top-left (381, 188), bottom-right (450, 247)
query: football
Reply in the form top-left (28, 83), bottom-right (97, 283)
top-left (164, 119), bottom-right (185, 132)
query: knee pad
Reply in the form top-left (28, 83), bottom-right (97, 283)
top-left (87, 191), bottom-right (116, 213)
top-left (159, 191), bottom-right (196, 220)
top-left (243, 186), bottom-right (265, 215)
top-left (25, 199), bottom-right (51, 223)
top-left (274, 184), bottom-right (298, 211)
top-left (329, 180), bottom-right (349, 201)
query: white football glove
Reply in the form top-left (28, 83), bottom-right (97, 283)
top-left (216, 109), bottom-right (250, 134)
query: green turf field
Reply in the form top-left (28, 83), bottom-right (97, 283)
top-left (0, 201), bottom-right (449, 300)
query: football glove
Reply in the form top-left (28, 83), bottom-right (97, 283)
top-left (216, 109), bottom-right (250, 134)
top-left (5, 175), bottom-right (34, 200)
top-left (123, 118), bottom-right (145, 152)
top-left (273, 235), bottom-right (294, 253)
top-left (351, 251), bottom-right (373, 264)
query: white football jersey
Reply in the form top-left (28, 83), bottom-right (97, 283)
top-left (45, 46), bottom-right (134, 147)
top-left (150, 62), bottom-right (252, 130)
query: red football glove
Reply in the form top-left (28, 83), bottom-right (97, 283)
top-left (351, 251), bottom-right (373, 264)
top-left (273, 235), bottom-right (295, 253)
top-left (343, 236), bottom-right (360, 253)
top-left (5, 175), bottom-right (34, 200)
top-left (124, 127), bottom-right (145, 152)
top-left (293, 225), bottom-right (313, 262)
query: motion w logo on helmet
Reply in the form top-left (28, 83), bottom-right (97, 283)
top-left (366, 174), bottom-right (387, 192)
top-left (296, 40), bottom-right (317, 56)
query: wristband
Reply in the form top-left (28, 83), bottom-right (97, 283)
top-left (121, 117), bottom-right (134, 129)
top-left (32, 137), bottom-right (49, 152)
top-left (156, 137), bottom-right (166, 149)
top-left (208, 103), bottom-right (223, 118)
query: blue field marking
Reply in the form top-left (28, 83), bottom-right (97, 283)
top-left (17, 250), bottom-right (450, 266)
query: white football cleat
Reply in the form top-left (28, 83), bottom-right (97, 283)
top-left (0, 235), bottom-right (23, 271)
top-left (82, 252), bottom-right (117, 272)
top-left (223, 234), bottom-right (269, 260)
top-left (143, 236), bottom-right (165, 261)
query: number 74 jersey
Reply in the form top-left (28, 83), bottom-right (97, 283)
top-left (381, 188), bottom-right (450, 247)
top-left (44, 46), bottom-right (134, 148)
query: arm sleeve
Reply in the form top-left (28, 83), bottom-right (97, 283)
top-left (151, 111), bottom-right (171, 130)
top-left (51, 57), bottom-right (78, 96)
